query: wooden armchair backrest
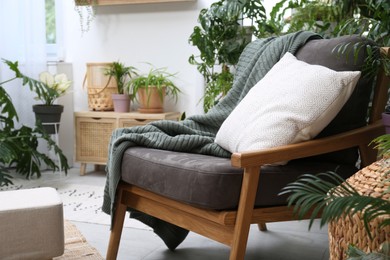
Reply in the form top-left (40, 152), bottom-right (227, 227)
top-left (370, 47), bottom-right (390, 123)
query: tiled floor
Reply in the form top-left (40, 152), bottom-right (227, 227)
top-left (13, 167), bottom-right (330, 260)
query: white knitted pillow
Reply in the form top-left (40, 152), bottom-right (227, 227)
top-left (215, 52), bottom-right (361, 155)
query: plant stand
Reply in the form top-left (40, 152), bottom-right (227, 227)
top-left (328, 159), bottom-right (390, 259)
top-left (42, 122), bottom-right (62, 174)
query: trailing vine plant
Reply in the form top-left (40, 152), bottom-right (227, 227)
top-left (74, 0), bottom-right (97, 35)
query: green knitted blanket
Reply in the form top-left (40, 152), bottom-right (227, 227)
top-left (102, 31), bottom-right (321, 217)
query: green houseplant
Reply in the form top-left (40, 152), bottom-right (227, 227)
top-left (130, 66), bottom-right (180, 113)
top-left (190, 0), bottom-right (390, 112)
top-left (266, 0), bottom-right (389, 74)
top-left (104, 61), bottom-right (138, 112)
top-left (0, 59), bottom-right (69, 187)
top-left (188, 0), bottom-right (266, 112)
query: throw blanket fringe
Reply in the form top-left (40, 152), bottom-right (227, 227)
top-left (102, 31), bottom-right (321, 223)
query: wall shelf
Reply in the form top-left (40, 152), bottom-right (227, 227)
top-left (76, 0), bottom-right (195, 5)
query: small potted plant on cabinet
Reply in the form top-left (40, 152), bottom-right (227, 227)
top-left (130, 66), bottom-right (180, 113)
top-left (104, 61), bottom-right (137, 113)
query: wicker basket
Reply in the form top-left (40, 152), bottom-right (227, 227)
top-left (84, 63), bottom-right (117, 111)
top-left (328, 159), bottom-right (390, 260)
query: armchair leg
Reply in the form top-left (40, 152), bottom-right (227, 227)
top-left (229, 166), bottom-right (261, 260)
top-left (106, 191), bottom-right (127, 260)
top-left (258, 222), bottom-right (267, 231)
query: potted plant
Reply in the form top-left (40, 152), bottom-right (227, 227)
top-left (32, 71), bottom-right (72, 134)
top-left (188, 0), bottom-right (266, 112)
top-left (130, 66), bottom-right (180, 113)
top-left (0, 59), bottom-right (69, 186)
top-left (104, 61), bottom-right (137, 113)
top-left (189, 0), bottom-right (390, 112)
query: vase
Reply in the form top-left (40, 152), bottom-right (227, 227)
top-left (32, 104), bottom-right (64, 135)
top-left (382, 112), bottom-right (390, 134)
top-left (137, 87), bottom-right (165, 113)
top-left (112, 94), bottom-right (130, 113)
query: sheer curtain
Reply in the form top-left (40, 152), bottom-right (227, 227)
top-left (0, 0), bottom-right (47, 128)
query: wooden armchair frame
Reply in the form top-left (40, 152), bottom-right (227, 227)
top-left (106, 48), bottom-right (389, 260)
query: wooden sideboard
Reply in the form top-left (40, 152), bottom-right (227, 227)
top-left (75, 111), bottom-right (181, 175)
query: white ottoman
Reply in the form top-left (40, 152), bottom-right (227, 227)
top-left (0, 187), bottom-right (64, 260)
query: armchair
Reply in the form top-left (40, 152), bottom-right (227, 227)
top-left (104, 33), bottom-right (389, 260)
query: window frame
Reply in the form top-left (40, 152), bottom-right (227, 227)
top-left (46, 0), bottom-right (64, 62)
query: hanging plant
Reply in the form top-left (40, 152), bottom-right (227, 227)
top-left (74, 0), bottom-right (97, 34)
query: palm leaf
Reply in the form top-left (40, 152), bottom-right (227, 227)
top-left (371, 135), bottom-right (390, 158)
top-left (281, 171), bottom-right (390, 238)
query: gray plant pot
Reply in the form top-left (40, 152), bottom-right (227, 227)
top-left (382, 112), bottom-right (390, 134)
top-left (112, 94), bottom-right (130, 113)
top-left (32, 104), bottom-right (63, 135)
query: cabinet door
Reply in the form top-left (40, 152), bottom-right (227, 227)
top-left (118, 118), bottom-right (156, 128)
top-left (75, 117), bottom-right (116, 164)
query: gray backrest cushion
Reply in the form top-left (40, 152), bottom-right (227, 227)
top-left (295, 35), bottom-right (376, 165)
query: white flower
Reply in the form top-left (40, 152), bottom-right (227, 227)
top-left (54, 73), bottom-right (71, 92)
top-left (38, 71), bottom-right (72, 105)
top-left (39, 71), bottom-right (55, 87)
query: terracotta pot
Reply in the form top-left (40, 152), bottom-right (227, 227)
top-left (112, 94), bottom-right (130, 113)
top-left (32, 104), bottom-right (63, 134)
top-left (137, 87), bottom-right (166, 113)
top-left (382, 112), bottom-right (390, 134)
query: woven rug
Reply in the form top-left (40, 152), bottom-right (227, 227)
top-left (55, 220), bottom-right (104, 259)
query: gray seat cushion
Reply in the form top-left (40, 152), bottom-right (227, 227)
top-left (121, 147), bottom-right (357, 210)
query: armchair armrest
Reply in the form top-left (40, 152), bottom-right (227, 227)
top-left (231, 120), bottom-right (384, 168)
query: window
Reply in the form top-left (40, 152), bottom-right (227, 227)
top-left (46, 0), bottom-right (56, 44)
top-left (45, 0), bottom-right (63, 61)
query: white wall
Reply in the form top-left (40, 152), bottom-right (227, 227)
top-left (62, 0), bottom-right (214, 117)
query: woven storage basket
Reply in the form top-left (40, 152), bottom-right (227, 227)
top-left (84, 63), bottom-right (117, 111)
top-left (328, 159), bottom-right (390, 260)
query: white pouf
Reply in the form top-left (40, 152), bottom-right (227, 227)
top-left (0, 187), bottom-right (64, 260)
